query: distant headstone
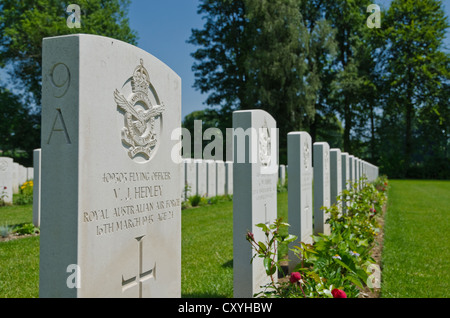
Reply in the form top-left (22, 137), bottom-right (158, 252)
top-left (225, 161), bottom-right (233, 195)
top-left (216, 160), bottom-right (225, 196)
top-left (195, 159), bottom-right (207, 197)
top-left (184, 158), bottom-right (196, 198)
top-left (40, 34), bottom-right (181, 298)
top-left (330, 148), bottom-right (342, 213)
top-left (0, 157), bottom-right (13, 205)
top-left (206, 160), bottom-right (216, 197)
top-left (19, 165), bottom-right (27, 186)
top-left (12, 163), bottom-right (19, 194)
top-left (279, 164), bottom-right (286, 186)
top-left (313, 142), bottom-right (331, 235)
top-left (349, 155), bottom-right (355, 187)
top-left (341, 152), bottom-right (349, 214)
top-left (33, 149), bottom-right (41, 227)
top-left (287, 132), bottom-right (313, 272)
top-left (233, 109), bottom-right (278, 298)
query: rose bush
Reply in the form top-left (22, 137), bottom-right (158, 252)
top-left (248, 176), bottom-right (388, 298)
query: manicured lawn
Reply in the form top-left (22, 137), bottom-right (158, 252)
top-left (1, 180), bottom-right (448, 298)
top-left (381, 180), bottom-right (450, 298)
top-left (0, 236), bottom-right (39, 298)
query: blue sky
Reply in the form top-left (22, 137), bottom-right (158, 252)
top-left (128, 0), bottom-right (205, 120)
top-left (128, 0), bottom-right (450, 120)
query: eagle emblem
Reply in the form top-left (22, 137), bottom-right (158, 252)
top-left (114, 59), bottom-right (165, 160)
top-left (259, 119), bottom-right (271, 167)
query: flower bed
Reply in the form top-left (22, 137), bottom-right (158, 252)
top-left (247, 176), bottom-right (389, 298)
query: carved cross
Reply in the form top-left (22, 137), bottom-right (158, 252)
top-left (122, 235), bottom-right (156, 298)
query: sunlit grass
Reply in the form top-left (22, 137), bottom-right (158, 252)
top-left (381, 180), bottom-right (450, 298)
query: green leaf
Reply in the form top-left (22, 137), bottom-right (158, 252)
top-left (258, 241), bottom-right (267, 253)
top-left (264, 257), bottom-right (276, 276)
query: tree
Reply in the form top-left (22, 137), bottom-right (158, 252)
top-left (0, 87), bottom-right (39, 166)
top-left (377, 0), bottom-right (450, 177)
top-left (0, 0), bottom-right (138, 163)
top-left (324, 0), bottom-right (374, 154)
top-left (189, 0), bottom-right (324, 163)
top-left (0, 0), bottom-right (137, 107)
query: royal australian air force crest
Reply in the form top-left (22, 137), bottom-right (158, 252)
top-left (114, 59), bottom-right (165, 161)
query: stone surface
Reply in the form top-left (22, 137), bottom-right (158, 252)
top-left (40, 34), bottom-right (181, 298)
top-left (287, 132), bottom-right (313, 272)
top-left (341, 152), bottom-right (349, 214)
top-left (33, 149), bottom-right (41, 227)
top-left (206, 160), bottom-right (216, 197)
top-left (233, 109), bottom-right (278, 298)
top-left (195, 159), bottom-right (207, 197)
top-left (330, 148), bottom-right (342, 213)
top-left (0, 157), bottom-right (13, 205)
top-left (184, 158), bottom-right (196, 198)
top-left (313, 142), bottom-right (331, 235)
top-left (225, 161), bottom-right (233, 195)
top-left (216, 160), bottom-right (225, 196)
top-left (279, 164), bottom-right (286, 186)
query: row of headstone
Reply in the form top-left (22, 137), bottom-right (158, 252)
top-left (181, 159), bottom-right (233, 200)
top-left (0, 157), bottom-right (34, 205)
top-left (181, 160), bottom-right (287, 201)
top-left (286, 137), bottom-right (379, 272)
top-left (38, 34), bottom-right (379, 298)
top-left (232, 110), bottom-right (379, 297)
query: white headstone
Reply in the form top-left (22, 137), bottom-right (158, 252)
top-left (225, 161), bottom-right (233, 195)
top-left (27, 167), bottom-right (34, 181)
top-left (341, 152), bottom-right (349, 214)
top-left (184, 158), bottom-right (196, 199)
top-left (233, 109), bottom-right (278, 298)
top-left (40, 34), bottom-right (181, 298)
top-left (313, 142), bottom-right (331, 235)
top-left (33, 149), bottom-right (41, 227)
top-left (287, 132), bottom-right (313, 272)
top-left (19, 165), bottom-right (27, 186)
top-left (279, 164), bottom-right (286, 186)
top-left (195, 159), bottom-right (207, 197)
top-left (349, 155), bottom-right (355, 187)
top-left (216, 160), bottom-right (225, 196)
top-left (12, 163), bottom-right (19, 194)
top-left (0, 157), bottom-right (13, 205)
top-left (330, 148), bottom-right (342, 213)
top-left (206, 160), bottom-right (216, 197)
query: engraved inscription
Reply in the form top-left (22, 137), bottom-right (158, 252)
top-left (115, 59), bottom-right (165, 161)
top-left (0, 160), bottom-right (8, 172)
top-left (47, 108), bottom-right (71, 144)
top-left (50, 63), bottom-right (71, 98)
top-left (303, 140), bottom-right (310, 170)
top-left (82, 170), bottom-right (179, 237)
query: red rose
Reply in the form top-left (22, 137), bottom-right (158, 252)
top-left (331, 288), bottom-right (347, 298)
top-left (289, 272), bottom-right (302, 284)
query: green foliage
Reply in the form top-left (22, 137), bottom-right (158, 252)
top-left (0, 224), bottom-right (13, 238)
top-left (250, 176), bottom-right (388, 298)
top-left (12, 223), bottom-right (39, 236)
top-left (0, 0), bottom-right (138, 165)
top-left (375, 0), bottom-right (450, 178)
top-left (0, 0), bottom-right (138, 105)
top-left (14, 181), bottom-right (33, 206)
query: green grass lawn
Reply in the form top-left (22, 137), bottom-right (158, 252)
top-left (381, 180), bottom-right (450, 298)
top-left (1, 180), bottom-right (449, 298)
